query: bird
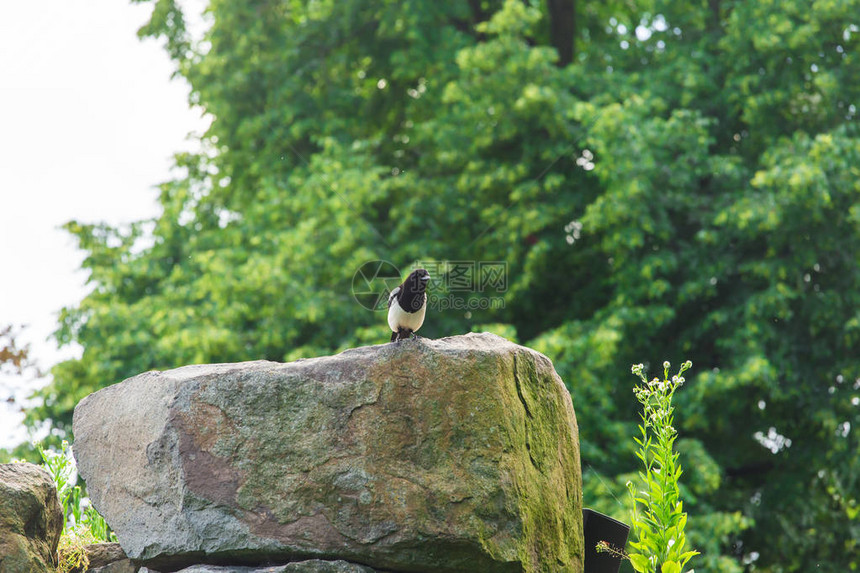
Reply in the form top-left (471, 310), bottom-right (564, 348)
top-left (388, 268), bottom-right (431, 342)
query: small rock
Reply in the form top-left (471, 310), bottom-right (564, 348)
top-left (0, 462), bottom-right (64, 573)
top-left (85, 542), bottom-right (128, 569)
top-left (87, 559), bottom-right (138, 573)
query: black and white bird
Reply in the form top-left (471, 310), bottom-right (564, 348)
top-left (388, 268), bottom-right (431, 342)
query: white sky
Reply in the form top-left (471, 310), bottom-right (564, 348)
top-left (0, 0), bottom-right (208, 448)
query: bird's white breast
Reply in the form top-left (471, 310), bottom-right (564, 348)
top-left (388, 296), bottom-right (427, 332)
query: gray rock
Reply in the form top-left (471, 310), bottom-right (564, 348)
top-left (165, 560), bottom-right (378, 572)
top-left (74, 333), bottom-right (583, 573)
top-left (61, 543), bottom-right (132, 573)
top-left (88, 559), bottom-right (138, 573)
top-left (0, 462), bottom-right (64, 573)
top-left (84, 542), bottom-right (128, 569)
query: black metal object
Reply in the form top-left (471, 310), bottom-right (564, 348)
top-left (583, 508), bottom-right (630, 573)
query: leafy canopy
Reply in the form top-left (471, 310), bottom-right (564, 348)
top-left (26, 0), bottom-right (860, 571)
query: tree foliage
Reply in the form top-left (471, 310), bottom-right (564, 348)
top-left (27, 0), bottom-right (860, 570)
top-left (1, 325), bottom-right (42, 463)
top-left (1, 325), bottom-right (32, 377)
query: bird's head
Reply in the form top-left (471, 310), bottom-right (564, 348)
top-left (406, 268), bottom-right (431, 293)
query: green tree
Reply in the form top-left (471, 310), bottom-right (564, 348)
top-left (27, 0), bottom-right (860, 570)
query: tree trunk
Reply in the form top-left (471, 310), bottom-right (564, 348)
top-left (547, 0), bottom-right (576, 66)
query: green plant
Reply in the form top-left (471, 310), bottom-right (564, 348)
top-left (37, 441), bottom-right (117, 543)
top-left (83, 504), bottom-right (114, 543)
top-left (56, 530), bottom-right (94, 573)
top-left (627, 361), bottom-right (699, 573)
top-left (38, 440), bottom-right (76, 520)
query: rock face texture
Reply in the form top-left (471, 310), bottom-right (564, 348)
top-left (0, 462), bottom-right (64, 573)
top-left (140, 560), bottom-right (378, 573)
top-left (73, 333), bottom-right (582, 572)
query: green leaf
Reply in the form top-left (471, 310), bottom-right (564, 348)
top-left (678, 550), bottom-right (700, 566)
top-left (629, 554), bottom-right (651, 573)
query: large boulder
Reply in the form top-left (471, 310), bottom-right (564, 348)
top-left (0, 462), bottom-right (64, 573)
top-left (73, 333), bottom-right (582, 572)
